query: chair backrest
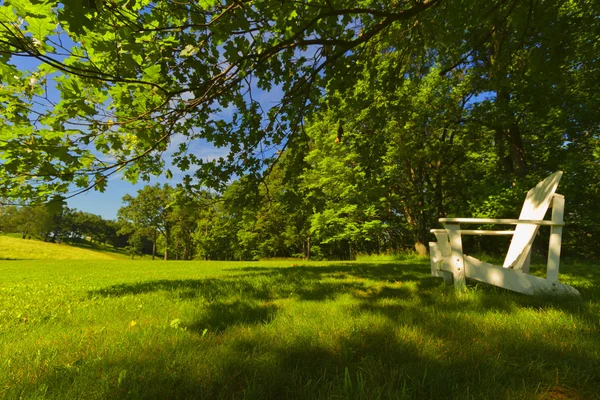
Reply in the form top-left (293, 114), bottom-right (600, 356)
top-left (502, 171), bottom-right (563, 269)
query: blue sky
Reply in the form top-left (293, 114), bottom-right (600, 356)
top-left (10, 48), bottom-right (284, 220)
top-left (66, 138), bottom-right (231, 220)
top-left (68, 179), bottom-right (151, 220)
top-left (7, 53), bottom-right (163, 220)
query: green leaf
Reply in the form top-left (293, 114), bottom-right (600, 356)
top-left (179, 44), bottom-right (197, 57)
top-left (142, 64), bottom-right (161, 82)
top-left (27, 15), bottom-right (56, 41)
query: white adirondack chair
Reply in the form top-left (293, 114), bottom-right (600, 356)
top-left (429, 171), bottom-right (579, 295)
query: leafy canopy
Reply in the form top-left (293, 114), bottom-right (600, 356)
top-left (0, 0), bottom-right (598, 205)
top-left (0, 0), bottom-right (444, 201)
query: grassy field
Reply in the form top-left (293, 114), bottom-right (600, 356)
top-left (0, 235), bottom-right (129, 261)
top-left (1, 258), bottom-right (599, 399)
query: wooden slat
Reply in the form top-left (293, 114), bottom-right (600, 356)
top-left (429, 241), bottom-right (453, 284)
top-left (458, 230), bottom-right (515, 236)
top-left (431, 229), bottom-right (514, 235)
top-left (504, 172), bottom-right (562, 270)
top-left (439, 218), bottom-right (564, 226)
top-left (464, 256), bottom-right (579, 296)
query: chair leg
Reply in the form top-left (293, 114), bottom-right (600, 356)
top-left (429, 242), bottom-right (441, 276)
top-left (547, 194), bottom-right (565, 283)
top-left (445, 224), bottom-right (466, 291)
top-left (430, 240), bottom-right (453, 285)
top-left (522, 249), bottom-right (532, 274)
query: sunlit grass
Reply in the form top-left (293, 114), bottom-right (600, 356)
top-left (355, 252), bottom-right (429, 262)
top-left (0, 235), bottom-right (125, 260)
top-left (0, 259), bottom-right (598, 399)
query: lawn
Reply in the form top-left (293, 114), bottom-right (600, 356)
top-left (0, 258), bottom-right (598, 399)
top-left (0, 235), bottom-right (126, 261)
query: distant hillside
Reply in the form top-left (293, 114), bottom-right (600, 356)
top-left (0, 235), bottom-right (125, 260)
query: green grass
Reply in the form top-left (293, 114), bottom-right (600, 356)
top-left (60, 237), bottom-right (154, 260)
top-left (0, 235), bottom-right (154, 261)
top-left (355, 252), bottom-right (429, 262)
top-left (0, 235), bottom-right (129, 260)
top-left (0, 259), bottom-right (599, 399)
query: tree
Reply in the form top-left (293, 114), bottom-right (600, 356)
top-left (301, 111), bottom-right (386, 259)
top-left (118, 184), bottom-right (174, 260)
top-left (1, 0), bottom-right (598, 259)
top-left (118, 221), bottom-right (153, 259)
top-left (194, 195), bottom-right (239, 261)
top-left (232, 163), bottom-right (310, 260)
top-left (0, 205), bottom-right (19, 234)
top-left (0, 0), bottom-right (548, 202)
top-left (0, 204), bottom-right (55, 240)
top-left (169, 189), bottom-right (203, 260)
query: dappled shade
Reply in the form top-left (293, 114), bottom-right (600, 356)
top-left (2, 260), bottom-right (594, 399)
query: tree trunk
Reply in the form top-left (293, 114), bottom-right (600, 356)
top-left (416, 176), bottom-right (428, 256)
top-left (403, 166), bottom-right (429, 256)
top-left (164, 234), bottom-right (169, 260)
top-left (415, 242), bottom-right (428, 256)
top-left (435, 167), bottom-right (445, 220)
top-left (490, 24), bottom-right (527, 178)
top-left (183, 241), bottom-right (189, 261)
top-left (507, 124), bottom-right (527, 177)
top-left (152, 230), bottom-right (156, 260)
top-left (495, 90), bottom-right (527, 177)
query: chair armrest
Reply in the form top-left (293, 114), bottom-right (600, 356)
top-left (431, 228), bottom-right (515, 236)
top-left (439, 218), bottom-right (564, 226)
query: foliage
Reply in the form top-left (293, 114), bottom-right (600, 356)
top-left (0, 0), bottom-right (596, 201)
top-left (0, 0), bottom-right (598, 258)
top-left (118, 183), bottom-right (175, 260)
top-left (0, 0), bottom-right (437, 200)
top-left (0, 203), bottom-right (62, 241)
top-left (0, 203), bottom-right (131, 248)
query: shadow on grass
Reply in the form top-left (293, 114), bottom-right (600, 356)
top-left (86, 261), bottom-right (600, 349)
top-left (187, 300), bottom-right (279, 333)
top-left (227, 263), bottom-right (425, 282)
top-left (90, 276), bottom-right (370, 303)
top-left (89, 261), bottom-right (593, 310)
top-left (90, 263), bottom-right (425, 299)
top-left (20, 302), bottom-right (600, 400)
top-left (65, 238), bottom-right (131, 257)
top-left (11, 261), bottom-right (598, 399)
top-left (88, 261), bottom-right (598, 323)
top-left (25, 323), bottom-right (435, 400)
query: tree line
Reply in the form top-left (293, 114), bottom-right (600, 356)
top-left (2, 126), bottom-right (598, 262)
top-left (0, 203), bottom-right (127, 248)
